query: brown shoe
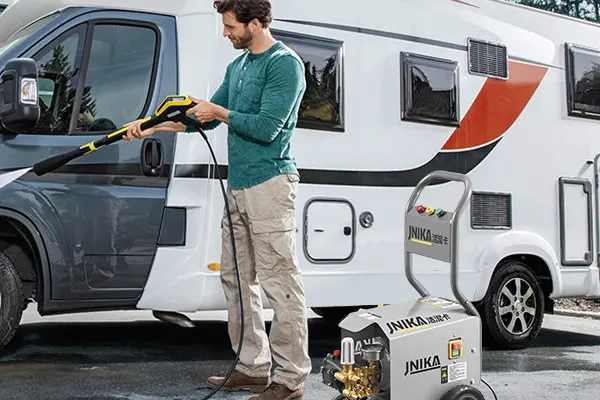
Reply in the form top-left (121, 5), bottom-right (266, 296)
top-left (206, 370), bottom-right (269, 392)
top-left (248, 382), bottom-right (304, 400)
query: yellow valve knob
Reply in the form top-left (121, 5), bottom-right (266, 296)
top-left (426, 207), bottom-right (435, 215)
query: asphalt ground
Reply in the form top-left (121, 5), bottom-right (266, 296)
top-left (0, 306), bottom-right (599, 400)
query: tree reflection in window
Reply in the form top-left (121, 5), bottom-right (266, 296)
top-left (24, 24), bottom-right (91, 135)
top-left (409, 65), bottom-right (456, 121)
top-left (302, 53), bottom-right (340, 128)
top-left (569, 45), bottom-right (600, 117)
top-left (401, 52), bottom-right (460, 127)
top-left (273, 31), bottom-right (344, 132)
top-left (574, 62), bottom-right (600, 111)
top-left (21, 22), bottom-right (157, 135)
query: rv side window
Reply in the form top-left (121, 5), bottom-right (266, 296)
top-left (273, 30), bottom-right (344, 132)
top-left (400, 52), bottom-right (460, 127)
top-left (24, 23), bottom-right (88, 135)
top-left (566, 43), bottom-right (600, 120)
top-left (76, 23), bottom-right (158, 133)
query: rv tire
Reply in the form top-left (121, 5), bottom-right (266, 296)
top-left (0, 250), bottom-right (24, 350)
top-left (478, 259), bottom-right (544, 350)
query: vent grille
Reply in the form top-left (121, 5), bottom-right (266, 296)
top-left (468, 38), bottom-right (508, 80)
top-left (471, 192), bottom-right (512, 230)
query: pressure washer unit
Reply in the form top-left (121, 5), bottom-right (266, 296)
top-left (320, 171), bottom-right (493, 400)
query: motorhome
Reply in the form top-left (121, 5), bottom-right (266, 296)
top-left (0, 0), bottom-right (599, 352)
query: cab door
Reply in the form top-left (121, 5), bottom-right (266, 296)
top-left (1, 9), bottom-right (178, 305)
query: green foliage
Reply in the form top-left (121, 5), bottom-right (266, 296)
top-left (30, 44), bottom-right (97, 135)
top-left (299, 55), bottom-right (340, 126)
top-left (508, 0), bottom-right (600, 22)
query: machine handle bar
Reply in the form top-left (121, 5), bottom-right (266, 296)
top-left (404, 170), bottom-right (479, 318)
top-left (405, 170), bottom-right (472, 216)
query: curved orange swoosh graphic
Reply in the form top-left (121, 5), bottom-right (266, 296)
top-left (442, 61), bottom-right (548, 151)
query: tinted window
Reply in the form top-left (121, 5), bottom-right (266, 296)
top-left (566, 44), bottom-right (600, 119)
top-left (27, 23), bottom-right (87, 135)
top-left (401, 52), bottom-right (459, 127)
top-left (274, 31), bottom-right (344, 132)
top-left (76, 24), bottom-right (157, 132)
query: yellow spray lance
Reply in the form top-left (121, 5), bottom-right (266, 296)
top-left (32, 95), bottom-right (197, 176)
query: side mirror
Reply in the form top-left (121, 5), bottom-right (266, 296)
top-left (0, 57), bottom-right (40, 132)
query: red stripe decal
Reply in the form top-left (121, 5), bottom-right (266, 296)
top-left (450, 0), bottom-right (480, 8)
top-left (442, 61), bottom-right (548, 151)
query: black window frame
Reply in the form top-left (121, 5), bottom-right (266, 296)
top-left (272, 29), bottom-right (345, 133)
top-left (400, 51), bottom-right (460, 127)
top-left (565, 42), bottom-right (600, 121)
top-left (21, 17), bottom-right (161, 136)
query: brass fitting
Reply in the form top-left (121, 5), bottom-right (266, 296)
top-left (334, 362), bottom-right (380, 400)
top-left (335, 338), bottom-right (381, 400)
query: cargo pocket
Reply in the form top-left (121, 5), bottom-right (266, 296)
top-left (271, 174), bottom-right (299, 208)
top-left (251, 212), bottom-right (297, 274)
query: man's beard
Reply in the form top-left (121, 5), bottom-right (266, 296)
top-left (232, 29), bottom-right (253, 49)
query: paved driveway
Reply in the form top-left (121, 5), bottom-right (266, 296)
top-left (0, 307), bottom-right (598, 399)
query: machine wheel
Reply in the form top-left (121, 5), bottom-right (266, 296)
top-left (0, 250), bottom-right (24, 350)
top-left (478, 259), bottom-right (545, 350)
top-left (441, 385), bottom-right (485, 400)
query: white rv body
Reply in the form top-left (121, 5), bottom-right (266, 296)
top-left (0, 0), bottom-right (599, 350)
top-left (142, 0), bottom-right (600, 310)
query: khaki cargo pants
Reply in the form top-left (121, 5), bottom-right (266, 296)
top-left (219, 173), bottom-right (312, 391)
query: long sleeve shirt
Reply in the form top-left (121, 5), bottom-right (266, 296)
top-left (187, 41), bottom-right (306, 190)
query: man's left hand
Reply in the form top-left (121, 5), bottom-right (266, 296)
top-left (187, 96), bottom-right (229, 123)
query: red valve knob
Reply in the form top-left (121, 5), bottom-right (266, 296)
top-left (416, 205), bottom-right (425, 213)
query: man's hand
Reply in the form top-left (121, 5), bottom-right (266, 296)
top-left (187, 95), bottom-right (230, 124)
top-left (124, 119), bottom-right (157, 141)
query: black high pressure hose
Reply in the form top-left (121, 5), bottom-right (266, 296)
top-left (184, 116), bottom-right (245, 400)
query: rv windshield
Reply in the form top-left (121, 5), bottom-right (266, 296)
top-left (0, 12), bottom-right (59, 59)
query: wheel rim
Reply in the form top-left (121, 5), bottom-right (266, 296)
top-left (497, 277), bottom-right (537, 335)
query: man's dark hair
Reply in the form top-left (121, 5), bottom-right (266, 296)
top-left (213, 0), bottom-right (272, 28)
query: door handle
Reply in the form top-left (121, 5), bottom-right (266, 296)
top-left (141, 138), bottom-right (164, 177)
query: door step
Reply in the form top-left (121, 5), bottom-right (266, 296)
top-left (152, 310), bottom-right (195, 328)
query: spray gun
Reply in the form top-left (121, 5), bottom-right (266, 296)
top-left (32, 95), bottom-right (200, 176)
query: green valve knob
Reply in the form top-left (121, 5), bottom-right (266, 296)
top-left (435, 208), bottom-right (445, 217)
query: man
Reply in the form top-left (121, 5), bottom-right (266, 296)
top-left (124, 0), bottom-right (311, 399)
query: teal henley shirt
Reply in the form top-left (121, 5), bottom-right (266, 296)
top-left (187, 41), bottom-right (306, 190)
